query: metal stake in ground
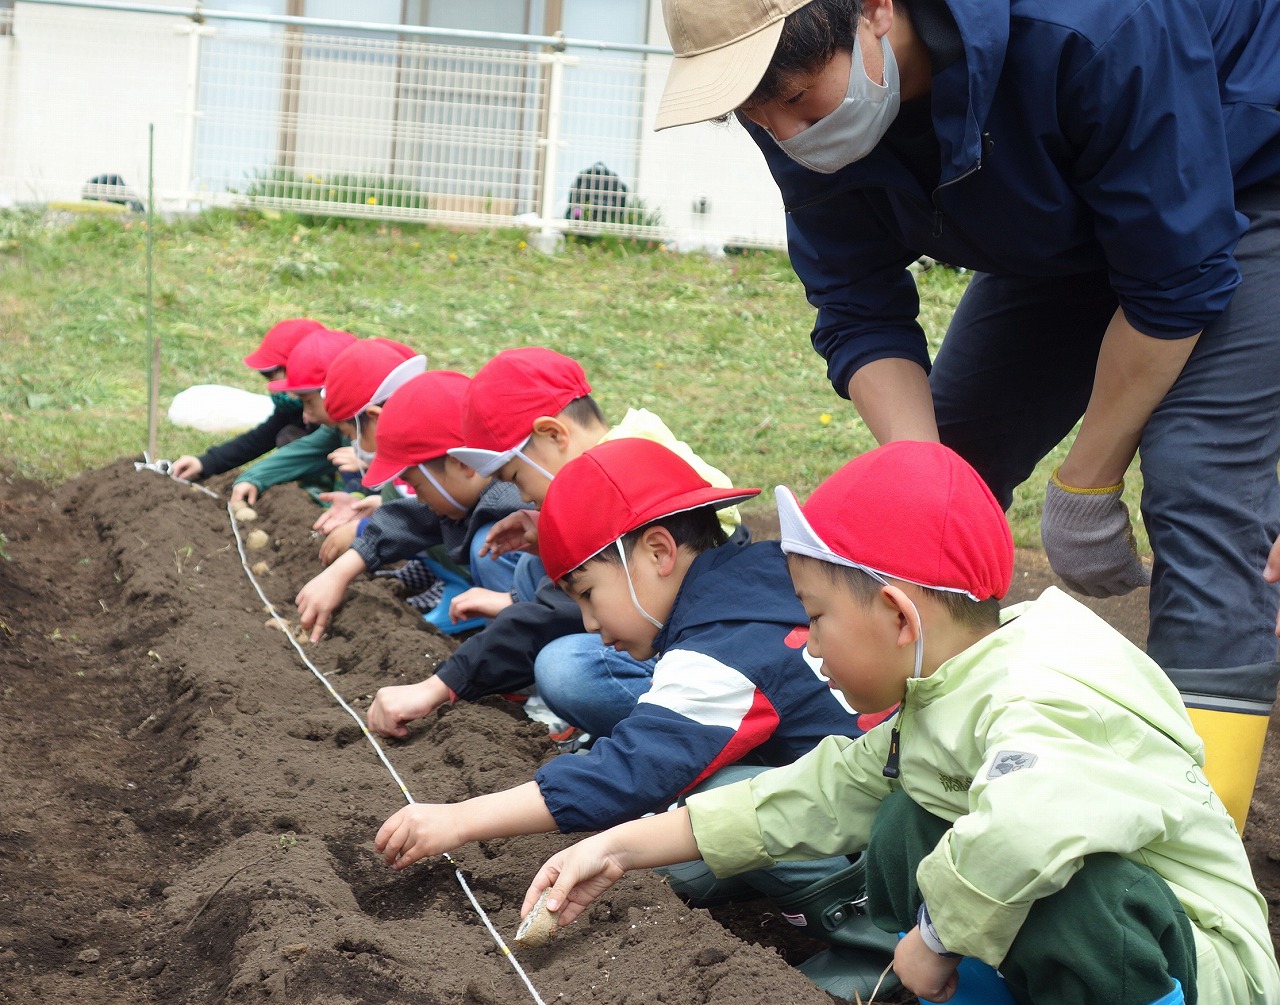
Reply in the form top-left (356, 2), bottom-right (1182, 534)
top-left (145, 122), bottom-right (159, 460)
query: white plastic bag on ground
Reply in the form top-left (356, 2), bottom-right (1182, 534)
top-left (168, 384), bottom-right (275, 434)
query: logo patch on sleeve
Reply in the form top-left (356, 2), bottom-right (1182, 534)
top-left (987, 750), bottom-right (1038, 779)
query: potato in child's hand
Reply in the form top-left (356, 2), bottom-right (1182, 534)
top-left (233, 506), bottom-right (258, 522)
top-left (514, 889), bottom-right (559, 948)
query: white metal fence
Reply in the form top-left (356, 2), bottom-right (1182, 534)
top-left (0, 0), bottom-right (788, 250)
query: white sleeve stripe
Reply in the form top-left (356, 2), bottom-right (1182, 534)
top-left (636, 649), bottom-right (759, 731)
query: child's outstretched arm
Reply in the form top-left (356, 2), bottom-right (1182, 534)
top-left (375, 781), bottom-right (557, 869)
top-left (521, 808), bottom-right (698, 928)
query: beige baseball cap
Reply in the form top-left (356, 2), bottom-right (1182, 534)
top-left (655, 0), bottom-right (812, 131)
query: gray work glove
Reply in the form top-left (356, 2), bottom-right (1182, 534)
top-left (1041, 468), bottom-right (1150, 598)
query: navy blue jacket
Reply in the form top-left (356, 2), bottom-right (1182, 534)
top-left (750, 0), bottom-right (1280, 398)
top-left (535, 541), bottom-right (868, 832)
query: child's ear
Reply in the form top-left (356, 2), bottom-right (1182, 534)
top-left (531, 415), bottom-right (572, 449)
top-left (881, 584), bottom-right (922, 649)
top-left (364, 404), bottom-right (382, 420)
top-left (640, 526), bottom-right (680, 577)
top-left (445, 455), bottom-right (480, 480)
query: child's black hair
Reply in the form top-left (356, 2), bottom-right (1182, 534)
top-left (420, 455), bottom-right (448, 475)
top-left (744, 0), bottom-right (862, 108)
top-left (792, 553), bottom-right (1001, 631)
top-left (560, 394), bottom-right (609, 430)
top-left (564, 506), bottom-right (728, 583)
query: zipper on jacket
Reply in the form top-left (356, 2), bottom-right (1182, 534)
top-left (930, 132), bottom-right (992, 239)
top-left (883, 726), bottom-right (901, 779)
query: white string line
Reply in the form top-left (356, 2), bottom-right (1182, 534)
top-left (224, 503), bottom-right (547, 1005)
top-left (133, 458), bottom-right (222, 499)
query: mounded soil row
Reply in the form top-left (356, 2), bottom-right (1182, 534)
top-left (0, 459), bottom-right (1276, 1004)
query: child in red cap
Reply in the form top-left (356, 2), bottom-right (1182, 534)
top-left (367, 346), bottom-right (744, 749)
top-left (171, 318), bottom-right (323, 482)
top-left (375, 438), bottom-right (891, 989)
top-left (302, 336), bottom-right (424, 544)
top-left (522, 441), bottom-right (1280, 1005)
top-left (228, 328), bottom-right (359, 508)
top-left (294, 370), bottom-right (528, 642)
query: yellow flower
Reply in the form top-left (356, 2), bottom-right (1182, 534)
top-left (517, 240), bottom-right (527, 250)
top-left (655, 361), bottom-right (665, 369)
top-left (819, 413), bottom-right (833, 425)
top-left (366, 196), bottom-right (378, 205)
top-left (448, 252), bottom-right (458, 262)
top-left (329, 189), bottom-right (337, 197)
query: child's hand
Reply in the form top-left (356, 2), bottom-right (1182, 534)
top-left (230, 482), bottom-right (259, 507)
top-left (449, 587), bottom-right (513, 623)
top-left (328, 446), bottom-right (361, 473)
top-left (171, 455), bottom-right (203, 480)
top-left (318, 521), bottom-right (359, 566)
top-left (522, 833), bottom-right (628, 928)
top-left (296, 566), bottom-right (349, 642)
top-left (1265, 538), bottom-right (1280, 637)
top-left (375, 803), bottom-right (464, 869)
top-left (479, 511), bottom-right (540, 558)
top-left (367, 677), bottom-right (451, 738)
top-left (893, 928), bottom-right (961, 1002)
top-left (313, 492), bottom-right (359, 534)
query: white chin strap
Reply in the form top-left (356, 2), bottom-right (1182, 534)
top-left (417, 463), bottom-right (467, 514)
top-left (616, 539), bottom-right (664, 631)
top-left (516, 449), bottom-right (556, 482)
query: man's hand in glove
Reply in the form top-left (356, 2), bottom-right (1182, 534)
top-left (1041, 467), bottom-right (1150, 598)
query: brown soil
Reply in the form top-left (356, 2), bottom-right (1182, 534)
top-left (0, 460), bottom-right (1276, 1005)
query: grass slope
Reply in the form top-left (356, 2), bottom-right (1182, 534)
top-left (0, 208), bottom-right (1138, 549)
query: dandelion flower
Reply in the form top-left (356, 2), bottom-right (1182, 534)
top-left (819, 413), bottom-right (833, 425)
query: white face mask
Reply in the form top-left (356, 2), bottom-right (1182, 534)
top-left (352, 414), bottom-right (376, 469)
top-left (353, 441), bottom-right (377, 467)
top-left (776, 33), bottom-right (901, 174)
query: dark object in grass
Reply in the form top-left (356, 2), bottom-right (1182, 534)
top-left (82, 173), bottom-right (145, 213)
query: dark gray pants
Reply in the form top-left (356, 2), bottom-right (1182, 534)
top-left (931, 181), bottom-right (1280, 672)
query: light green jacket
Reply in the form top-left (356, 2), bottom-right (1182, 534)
top-left (687, 588), bottom-right (1279, 1004)
top-left (601, 408), bottom-right (741, 536)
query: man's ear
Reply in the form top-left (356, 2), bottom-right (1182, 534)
top-left (881, 583), bottom-right (921, 649)
top-left (640, 526), bottom-right (680, 577)
top-left (530, 415), bottom-right (572, 450)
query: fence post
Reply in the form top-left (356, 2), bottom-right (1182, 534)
top-left (531, 45), bottom-right (569, 254)
top-left (177, 18), bottom-right (207, 208)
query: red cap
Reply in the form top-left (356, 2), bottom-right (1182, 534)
top-left (242, 318), bottom-right (325, 371)
top-left (322, 338), bottom-right (425, 422)
top-left (539, 438), bottom-right (759, 583)
top-left (776, 441), bottom-right (1013, 602)
top-left (362, 371), bottom-right (472, 489)
top-left (266, 329), bottom-right (358, 394)
top-left (449, 348), bottom-right (592, 475)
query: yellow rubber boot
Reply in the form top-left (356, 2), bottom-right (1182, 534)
top-left (1182, 705), bottom-right (1268, 833)
top-left (1167, 661), bottom-right (1278, 835)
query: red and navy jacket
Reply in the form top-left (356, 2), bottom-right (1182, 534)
top-left (535, 540), bottom-right (883, 832)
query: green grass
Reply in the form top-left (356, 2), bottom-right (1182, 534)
top-left (0, 207), bottom-right (1140, 551)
